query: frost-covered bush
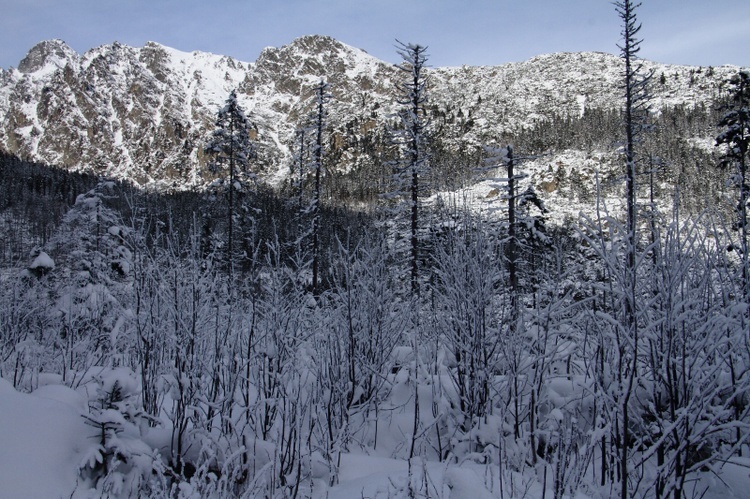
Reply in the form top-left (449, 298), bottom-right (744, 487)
top-left (79, 367), bottom-right (164, 497)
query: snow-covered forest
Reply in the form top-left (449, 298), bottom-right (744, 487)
top-left (2, 3), bottom-right (750, 498)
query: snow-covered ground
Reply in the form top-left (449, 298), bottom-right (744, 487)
top-left (0, 377), bottom-right (89, 499)
top-left (2, 367), bottom-right (750, 498)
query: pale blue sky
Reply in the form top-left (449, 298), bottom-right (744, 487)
top-left (1, 0), bottom-right (748, 69)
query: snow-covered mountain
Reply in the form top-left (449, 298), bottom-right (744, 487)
top-left (0, 35), bottom-right (739, 193)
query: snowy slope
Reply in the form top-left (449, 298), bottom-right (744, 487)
top-left (0, 377), bottom-right (89, 499)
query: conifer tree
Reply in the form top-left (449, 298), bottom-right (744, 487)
top-left (614, 2), bottom-right (651, 497)
top-left (393, 41), bottom-right (430, 296)
top-left (717, 70), bottom-right (750, 300)
top-left (288, 80), bottom-right (331, 294)
top-left (205, 90), bottom-right (256, 275)
top-left (717, 69), bottom-right (750, 461)
top-left (311, 80), bottom-right (331, 294)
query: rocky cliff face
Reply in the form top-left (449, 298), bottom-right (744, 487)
top-left (0, 35), bottom-right (740, 194)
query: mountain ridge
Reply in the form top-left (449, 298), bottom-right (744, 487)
top-left (0, 35), bottom-right (742, 197)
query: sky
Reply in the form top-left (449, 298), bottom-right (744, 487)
top-left (1, 0), bottom-right (748, 70)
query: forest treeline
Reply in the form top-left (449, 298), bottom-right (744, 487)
top-left (0, 95), bottom-right (726, 268)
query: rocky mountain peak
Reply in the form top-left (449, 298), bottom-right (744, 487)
top-left (251, 34), bottom-right (394, 103)
top-left (17, 39), bottom-right (78, 74)
top-left (139, 41), bottom-right (173, 82)
top-left (289, 34), bottom-right (343, 54)
top-left (259, 35), bottom-right (344, 62)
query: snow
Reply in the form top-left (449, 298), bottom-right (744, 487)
top-left (0, 378), bottom-right (89, 499)
top-left (30, 251), bottom-right (55, 270)
top-left (2, 372), bottom-right (747, 499)
top-left (702, 458), bottom-right (750, 499)
top-left (328, 454), bottom-right (498, 498)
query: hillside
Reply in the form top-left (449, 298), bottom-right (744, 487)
top-left (0, 36), bottom-right (738, 204)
